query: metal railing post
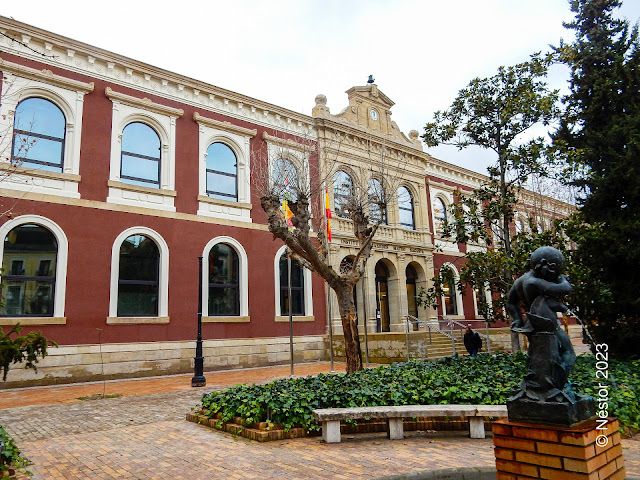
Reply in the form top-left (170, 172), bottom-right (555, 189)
top-left (449, 319), bottom-right (456, 356)
top-left (405, 317), bottom-right (410, 361)
top-left (485, 321), bottom-right (491, 354)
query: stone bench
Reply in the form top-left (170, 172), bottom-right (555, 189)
top-left (312, 404), bottom-right (507, 443)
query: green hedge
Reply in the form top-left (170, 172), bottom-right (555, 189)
top-left (198, 353), bottom-right (639, 434)
top-left (0, 424), bottom-right (29, 475)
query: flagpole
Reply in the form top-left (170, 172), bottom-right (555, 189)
top-left (324, 186), bottom-right (335, 373)
top-left (288, 253), bottom-right (294, 378)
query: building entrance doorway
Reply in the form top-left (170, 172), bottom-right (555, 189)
top-left (406, 264), bottom-right (418, 330)
top-left (375, 261), bottom-right (390, 332)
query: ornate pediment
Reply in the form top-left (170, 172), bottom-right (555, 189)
top-left (312, 83), bottom-right (422, 150)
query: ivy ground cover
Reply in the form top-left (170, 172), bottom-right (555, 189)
top-left (197, 353), bottom-right (639, 435)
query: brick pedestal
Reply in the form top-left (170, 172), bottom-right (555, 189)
top-left (492, 417), bottom-right (625, 480)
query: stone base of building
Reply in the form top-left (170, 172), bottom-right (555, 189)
top-left (492, 417), bottom-right (625, 480)
top-left (1, 335), bottom-right (327, 388)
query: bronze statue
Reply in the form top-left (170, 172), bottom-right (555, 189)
top-left (506, 246), bottom-right (594, 426)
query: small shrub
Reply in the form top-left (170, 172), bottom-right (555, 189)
top-left (0, 424), bottom-right (30, 475)
top-left (195, 353), bottom-right (639, 435)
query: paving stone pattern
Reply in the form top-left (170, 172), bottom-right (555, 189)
top-left (0, 363), bottom-right (637, 480)
top-left (0, 389), bottom-right (500, 479)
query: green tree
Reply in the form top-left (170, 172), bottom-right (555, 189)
top-left (0, 324), bottom-right (56, 381)
top-left (553, 0), bottom-right (640, 357)
top-left (423, 53), bottom-right (559, 256)
top-left (420, 56), bottom-right (560, 351)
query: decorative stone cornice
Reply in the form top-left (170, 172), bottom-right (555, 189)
top-left (193, 112), bottom-right (257, 138)
top-left (0, 17), bottom-right (315, 137)
top-left (105, 87), bottom-right (184, 117)
top-left (425, 160), bottom-right (487, 190)
top-left (0, 57), bottom-right (94, 92)
top-left (262, 131), bottom-right (314, 152)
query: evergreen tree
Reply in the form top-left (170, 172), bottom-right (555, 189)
top-left (555, 0), bottom-right (640, 357)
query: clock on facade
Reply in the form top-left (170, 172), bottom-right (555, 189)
top-left (369, 109), bottom-right (379, 120)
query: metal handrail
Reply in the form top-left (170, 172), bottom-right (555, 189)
top-left (404, 315), bottom-right (458, 361)
top-left (405, 315), bottom-right (455, 340)
top-left (442, 317), bottom-right (492, 354)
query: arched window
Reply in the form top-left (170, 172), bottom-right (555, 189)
top-left (13, 98), bottom-right (66, 172)
top-left (120, 122), bottom-right (161, 188)
top-left (433, 197), bottom-right (447, 234)
top-left (1, 224), bottom-right (57, 316)
top-left (334, 171), bottom-right (353, 218)
top-left (368, 178), bottom-right (387, 224)
top-left (398, 186), bottom-right (415, 230)
top-left (117, 234), bottom-right (160, 316)
top-left (515, 219), bottom-right (524, 234)
top-left (273, 157), bottom-right (299, 201)
top-left (208, 243), bottom-right (240, 316)
top-left (279, 253), bottom-right (305, 316)
top-left (206, 142), bottom-right (237, 201)
top-left (441, 266), bottom-right (458, 316)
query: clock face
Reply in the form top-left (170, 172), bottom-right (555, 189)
top-left (370, 109), bottom-right (379, 121)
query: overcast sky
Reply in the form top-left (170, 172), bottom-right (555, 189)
top-left (2, 0), bottom-right (639, 175)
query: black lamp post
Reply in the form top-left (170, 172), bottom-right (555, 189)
top-left (192, 256), bottom-right (206, 387)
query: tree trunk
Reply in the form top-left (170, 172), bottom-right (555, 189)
top-left (335, 285), bottom-right (363, 373)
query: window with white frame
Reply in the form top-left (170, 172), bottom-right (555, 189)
top-left (206, 143), bottom-right (237, 201)
top-left (202, 236), bottom-right (249, 322)
top-left (440, 264), bottom-right (463, 318)
top-left (0, 215), bottom-right (68, 324)
top-left (334, 170), bottom-right (353, 218)
top-left (12, 97), bottom-right (66, 172)
top-left (106, 88), bottom-right (183, 212)
top-left (473, 283), bottom-right (492, 318)
top-left (368, 178), bottom-right (387, 224)
top-left (274, 246), bottom-right (313, 320)
top-left (108, 227), bottom-right (169, 324)
top-left (264, 132), bottom-right (311, 208)
top-left (120, 122), bottom-right (162, 188)
top-left (194, 112), bottom-right (256, 222)
top-left (398, 186), bottom-right (415, 230)
top-left (433, 196), bottom-right (447, 234)
top-left (0, 61), bottom-right (93, 198)
top-left (273, 157), bottom-right (299, 202)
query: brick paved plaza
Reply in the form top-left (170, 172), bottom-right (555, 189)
top-left (0, 364), bottom-right (638, 479)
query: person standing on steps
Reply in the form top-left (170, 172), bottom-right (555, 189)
top-left (463, 325), bottom-right (482, 356)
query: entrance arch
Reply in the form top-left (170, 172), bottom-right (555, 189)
top-left (375, 261), bottom-right (391, 332)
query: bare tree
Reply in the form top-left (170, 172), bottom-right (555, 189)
top-left (253, 126), bottom-right (407, 373)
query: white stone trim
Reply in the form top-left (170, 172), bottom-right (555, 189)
top-left (194, 112), bottom-right (257, 138)
top-left (201, 236), bottom-right (249, 318)
top-left (0, 215), bottom-right (69, 318)
top-left (109, 227), bottom-right (169, 320)
top-left (195, 114), bottom-right (253, 222)
top-left (105, 87), bottom-right (183, 116)
top-left (274, 245), bottom-right (313, 317)
top-left (0, 317), bottom-right (66, 326)
top-left (0, 58), bottom-right (94, 93)
top-left (0, 72), bottom-right (90, 198)
top-left (106, 88), bottom-right (182, 212)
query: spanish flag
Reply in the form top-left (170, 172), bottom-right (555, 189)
top-left (281, 199), bottom-right (294, 231)
top-left (325, 186), bottom-right (332, 243)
